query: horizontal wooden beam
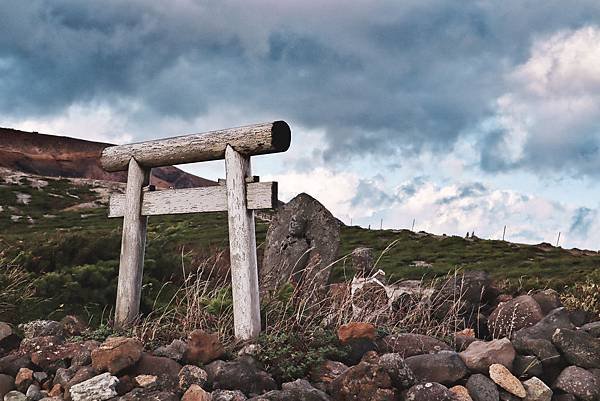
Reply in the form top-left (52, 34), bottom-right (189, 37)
top-left (108, 182), bottom-right (277, 218)
top-left (101, 121), bottom-right (291, 172)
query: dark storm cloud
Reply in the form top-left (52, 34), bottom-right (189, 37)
top-left (2, 0), bottom-right (600, 172)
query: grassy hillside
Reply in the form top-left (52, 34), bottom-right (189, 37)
top-left (1, 169), bottom-right (599, 323)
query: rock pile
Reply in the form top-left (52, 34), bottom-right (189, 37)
top-left (1, 283), bottom-right (599, 401)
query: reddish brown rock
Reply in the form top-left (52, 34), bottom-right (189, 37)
top-left (91, 337), bottom-right (143, 374)
top-left (449, 385), bottom-right (473, 401)
top-left (330, 359), bottom-right (398, 401)
top-left (48, 383), bottom-right (62, 397)
top-left (181, 384), bottom-right (211, 401)
top-left (489, 295), bottom-right (544, 338)
top-left (14, 368), bottom-right (33, 392)
top-left (19, 336), bottom-right (64, 354)
top-left (337, 322), bottom-right (376, 345)
top-left (128, 353), bottom-right (182, 380)
top-left (183, 330), bottom-right (225, 365)
top-left (459, 338), bottom-right (516, 372)
top-left (31, 342), bottom-right (91, 371)
top-left (310, 360), bottom-right (349, 388)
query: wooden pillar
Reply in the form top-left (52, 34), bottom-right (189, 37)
top-left (225, 145), bottom-right (261, 339)
top-left (115, 158), bottom-right (149, 328)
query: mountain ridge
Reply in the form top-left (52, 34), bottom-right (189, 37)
top-left (0, 127), bottom-right (215, 189)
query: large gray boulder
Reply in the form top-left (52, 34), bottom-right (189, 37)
top-left (489, 295), bottom-right (544, 339)
top-left (552, 328), bottom-right (600, 369)
top-left (260, 193), bottom-right (340, 299)
top-left (205, 356), bottom-right (277, 397)
top-left (553, 366), bottom-right (599, 401)
top-left (404, 351), bottom-right (468, 385)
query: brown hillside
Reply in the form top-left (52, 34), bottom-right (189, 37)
top-left (0, 127), bottom-right (215, 188)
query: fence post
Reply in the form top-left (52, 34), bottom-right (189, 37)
top-left (115, 158), bottom-right (149, 328)
top-left (225, 145), bottom-right (261, 339)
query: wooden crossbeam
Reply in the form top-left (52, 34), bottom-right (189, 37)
top-left (108, 182), bottom-right (277, 218)
top-left (101, 121), bottom-right (291, 172)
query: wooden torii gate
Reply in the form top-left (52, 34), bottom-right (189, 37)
top-left (100, 121), bottom-right (291, 340)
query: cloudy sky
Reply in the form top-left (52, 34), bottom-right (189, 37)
top-left (2, 0), bottom-right (600, 249)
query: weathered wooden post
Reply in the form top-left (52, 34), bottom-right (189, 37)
top-left (225, 146), bottom-right (261, 338)
top-left (114, 159), bottom-right (149, 326)
top-left (101, 121), bottom-right (291, 339)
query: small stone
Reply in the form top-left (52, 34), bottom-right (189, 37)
top-left (466, 374), bottom-right (499, 401)
top-left (522, 377), bottom-right (551, 401)
top-left (329, 356), bottom-right (397, 400)
top-left (69, 372), bottom-right (118, 401)
top-left (459, 338), bottom-right (516, 372)
top-left (47, 384), bottom-right (62, 397)
top-left (179, 365), bottom-right (208, 391)
top-left (183, 330), bottom-right (225, 365)
top-left (237, 344), bottom-right (262, 357)
top-left (378, 353), bottom-right (415, 389)
top-left (32, 372), bottom-right (48, 383)
top-left (404, 382), bottom-right (455, 401)
top-left (337, 322), bottom-right (376, 344)
top-left (18, 321), bottom-right (64, 339)
top-left (211, 389), bottom-right (247, 401)
top-left (182, 384), bottom-right (211, 401)
top-left (449, 385), bottom-right (473, 401)
top-left (52, 367), bottom-right (75, 388)
top-left (310, 360), bottom-right (348, 387)
top-left (14, 368), bottom-right (33, 392)
top-left (25, 384), bottom-right (43, 401)
top-left (59, 316), bottom-right (88, 337)
top-left (153, 339), bottom-right (187, 361)
top-left (454, 329), bottom-right (478, 351)
top-left (134, 375), bottom-right (158, 388)
top-left (91, 337), bottom-right (143, 374)
top-left (489, 363), bottom-right (526, 398)
top-left (3, 391), bottom-right (27, 401)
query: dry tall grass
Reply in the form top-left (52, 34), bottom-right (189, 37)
top-left (0, 261), bottom-right (36, 320)
top-left (132, 242), bottom-right (472, 347)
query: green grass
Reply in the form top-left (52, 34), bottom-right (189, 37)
top-left (1, 172), bottom-right (599, 324)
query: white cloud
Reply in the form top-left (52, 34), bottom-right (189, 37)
top-left (265, 167), bottom-right (361, 221)
top-left (2, 102), bottom-right (134, 144)
top-left (485, 26), bottom-right (600, 172)
top-left (265, 166), bottom-right (600, 249)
